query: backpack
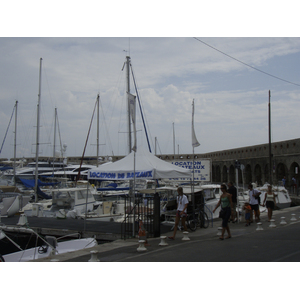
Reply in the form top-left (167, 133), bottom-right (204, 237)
top-left (254, 191), bottom-right (261, 205)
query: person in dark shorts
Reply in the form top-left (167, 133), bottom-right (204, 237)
top-left (213, 183), bottom-right (233, 240)
top-left (168, 187), bottom-right (189, 240)
top-left (262, 185), bottom-right (277, 221)
top-left (248, 184), bottom-right (261, 222)
top-left (228, 182), bottom-right (237, 222)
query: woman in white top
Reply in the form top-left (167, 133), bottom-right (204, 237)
top-left (168, 187), bottom-right (189, 240)
top-left (262, 185), bottom-right (276, 221)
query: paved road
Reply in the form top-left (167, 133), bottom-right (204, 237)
top-left (59, 206), bottom-right (300, 262)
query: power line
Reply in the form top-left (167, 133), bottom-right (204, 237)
top-left (193, 37), bottom-right (300, 87)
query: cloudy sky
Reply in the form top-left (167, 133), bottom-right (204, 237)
top-left (1, 3), bottom-right (300, 162)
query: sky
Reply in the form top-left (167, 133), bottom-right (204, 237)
top-left (1, 0), bottom-right (298, 290)
top-left (1, 2), bottom-right (300, 162)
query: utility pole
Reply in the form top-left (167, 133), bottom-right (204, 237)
top-left (268, 90), bottom-right (272, 185)
top-left (96, 94), bottom-right (99, 167)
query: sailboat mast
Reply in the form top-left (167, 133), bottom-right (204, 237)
top-left (13, 100), bottom-right (18, 186)
top-left (35, 58), bottom-right (42, 203)
top-left (126, 56), bottom-right (132, 154)
top-left (173, 122), bottom-right (175, 157)
top-left (97, 93), bottom-right (100, 167)
top-left (53, 107), bottom-right (57, 174)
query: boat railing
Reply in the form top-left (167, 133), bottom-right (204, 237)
top-left (0, 225), bottom-right (58, 258)
top-left (57, 232), bottom-right (81, 241)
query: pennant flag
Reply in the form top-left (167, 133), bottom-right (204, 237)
top-left (128, 93), bottom-right (137, 152)
top-left (192, 99), bottom-right (200, 148)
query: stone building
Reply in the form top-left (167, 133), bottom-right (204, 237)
top-left (154, 138), bottom-right (300, 188)
top-left (199, 138), bottom-right (300, 187)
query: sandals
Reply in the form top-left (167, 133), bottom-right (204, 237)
top-left (168, 236), bottom-right (175, 240)
top-left (220, 236), bottom-right (231, 240)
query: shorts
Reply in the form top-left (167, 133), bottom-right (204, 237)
top-left (221, 207), bottom-right (231, 228)
top-left (176, 210), bottom-right (187, 218)
top-left (266, 201), bottom-right (275, 209)
top-left (250, 204), bottom-right (259, 211)
top-left (245, 212), bottom-right (250, 220)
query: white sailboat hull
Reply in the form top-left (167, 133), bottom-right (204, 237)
top-left (3, 237), bottom-right (97, 262)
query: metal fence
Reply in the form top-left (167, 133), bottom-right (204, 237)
top-left (121, 194), bottom-right (160, 240)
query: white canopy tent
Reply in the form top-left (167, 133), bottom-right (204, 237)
top-left (88, 147), bottom-right (192, 181)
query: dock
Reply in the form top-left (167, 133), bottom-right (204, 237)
top-left (0, 214), bottom-right (172, 242)
top-left (2, 205), bottom-right (300, 262)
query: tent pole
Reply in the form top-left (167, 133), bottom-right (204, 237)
top-left (192, 147), bottom-right (195, 218)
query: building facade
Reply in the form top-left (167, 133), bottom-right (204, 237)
top-left (155, 138), bottom-right (300, 188)
top-left (5, 138), bottom-right (299, 188)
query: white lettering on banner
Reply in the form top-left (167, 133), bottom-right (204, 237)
top-left (170, 159), bottom-right (211, 182)
top-left (89, 170), bottom-right (153, 180)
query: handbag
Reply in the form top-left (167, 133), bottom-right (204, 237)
top-left (219, 208), bottom-right (225, 218)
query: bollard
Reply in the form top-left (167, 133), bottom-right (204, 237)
top-left (256, 222), bottom-right (263, 231)
top-left (137, 240), bottom-right (147, 252)
top-left (217, 227), bottom-right (222, 236)
top-left (269, 219), bottom-right (276, 228)
top-left (158, 236), bottom-right (168, 246)
top-left (182, 231), bottom-right (190, 241)
top-left (88, 250), bottom-right (100, 262)
top-left (291, 214), bottom-right (297, 222)
top-left (17, 214), bottom-right (28, 226)
top-left (280, 217), bottom-right (287, 225)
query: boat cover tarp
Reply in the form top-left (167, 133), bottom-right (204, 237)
top-left (20, 178), bottom-right (60, 188)
top-left (0, 166), bottom-right (13, 171)
top-left (97, 187), bottom-right (131, 191)
top-left (88, 147), bottom-right (192, 181)
top-left (37, 186), bottom-right (52, 199)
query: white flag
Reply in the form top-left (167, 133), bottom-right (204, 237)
top-left (192, 99), bottom-right (200, 148)
top-left (128, 93), bottom-right (137, 152)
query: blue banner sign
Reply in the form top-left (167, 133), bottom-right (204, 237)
top-left (89, 170), bottom-right (153, 180)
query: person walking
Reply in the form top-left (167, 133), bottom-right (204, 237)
top-left (243, 202), bottom-right (252, 226)
top-left (282, 176), bottom-right (286, 188)
top-left (213, 183), bottom-right (233, 240)
top-left (168, 187), bottom-right (189, 240)
top-left (228, 181), bottom-right (237, 223)
top-left (248, 183), bottom-right (261, 222)
top-left (292, 177), bottom-right (297, 194)
top-left (262, 185), bottom-right (277, 221)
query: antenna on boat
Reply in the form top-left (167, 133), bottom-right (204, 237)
top-left (128, 37), bottom-right (130, 57)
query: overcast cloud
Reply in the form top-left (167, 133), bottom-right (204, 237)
top-left (1, 4), bottom-right (300, 161)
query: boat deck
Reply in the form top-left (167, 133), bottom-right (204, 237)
top-left (0, 215), bottom-right (172, 242)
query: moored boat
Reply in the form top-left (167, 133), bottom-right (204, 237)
top-left (0, 225), bottom-right (97, 262)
